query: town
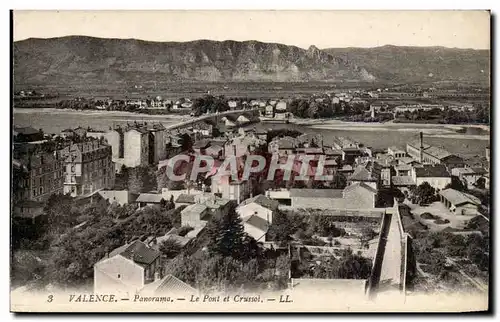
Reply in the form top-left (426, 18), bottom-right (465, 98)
top-left (11, 91), bottom-right (490, 301)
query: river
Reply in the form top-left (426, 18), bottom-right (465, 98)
top-left (14, 108), bottom-right (490, 158)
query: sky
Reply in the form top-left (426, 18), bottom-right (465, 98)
top-left (13, 10), bottom-right (491, 49)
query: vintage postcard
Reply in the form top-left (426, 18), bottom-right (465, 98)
top-left (11, 10), bottom-right (490, 313)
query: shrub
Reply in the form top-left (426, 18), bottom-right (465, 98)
top-left (178, 226), bottom-right (194, 237)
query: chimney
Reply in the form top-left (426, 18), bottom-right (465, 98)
top-left (419, 132), bottom-right (424, 163)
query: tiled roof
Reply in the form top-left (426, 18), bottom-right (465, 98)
top-left (242, 214), bottom-right (269, 232)
top-left (392, 176), bottom-right (416, 186)
top-left (136, 193), bottom-right (164, 204)
top-left (142, 274), bottom-right (197, 295)
top-left (425, 146), bottom-right (451, 160)
top-left (439, 188), bottom-right (481, 207)
top-left (109, 240), bottom-right (161, 266)
top-left (290, 189), bottom-right (344, 198)
top-left (344, 182), bottom-right (377, 194)
top-left (175, 194), bottom-right (196, 204)
top-left (349, 166), bottom-right (376, 182)
top-left (239, 195), bottom-right (279, 210)
top-left (414, 165), bottom-right (450, 178)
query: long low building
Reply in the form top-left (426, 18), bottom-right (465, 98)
top-left (266, 182), bottom-right (378, 210)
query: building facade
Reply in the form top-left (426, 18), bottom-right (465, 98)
top-left (60, 139), bottom-right (115, 197)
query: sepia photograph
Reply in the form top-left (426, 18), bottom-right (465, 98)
top-left (10, 9), bottom-right (491, 313)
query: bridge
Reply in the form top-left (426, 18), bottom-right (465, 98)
top-left (164, 108), bottom-right (260, 131)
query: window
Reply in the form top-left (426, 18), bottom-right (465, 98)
top-left (33, 189), bottom-right (36, 196)
top-left (39, 187), bottom-right (43, 195)
top-left (71, 165), bottom-right (75, 173)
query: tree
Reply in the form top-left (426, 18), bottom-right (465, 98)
top-left (476, 177), bottom-right (486, 189)
top-left (414, 182), bottom-right (437, 205)
top-left (159, 239), bottom-right (183, 258)
top-left (332, 172), bottom-right (347, 189)
top-left (444, 176), bottom-right (467, 192)
top-left (206, 206), bottom-right (246, 259)
top-left (266, 211), bottom-right (294, 245)
top-left (359, 227), bottom-right (377, 248)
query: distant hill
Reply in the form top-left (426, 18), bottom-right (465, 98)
top-left (13, 36), bottom-right (375, 86)
top-left (323, 45), bottom-right (490, 84)
top-left (13, 36), bottom-right (490, 87)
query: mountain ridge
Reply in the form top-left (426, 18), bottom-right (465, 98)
top-left (13, 36), bottom-right (490, 86)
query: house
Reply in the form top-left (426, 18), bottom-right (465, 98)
top-left (181, 203), bottom-right (210, 228)
top-left (94, 240), bottom-right (162, 294)
top-left (406, 140), bottom-right (464, 169)
top-left (12, 200), bottom-right (46, 224)
top-left (276, 101), bottom-right (287, 111)
top-left (395, 164), bottom-right (412, 177)
top-left (391, 176), bottom-right (416, 191)
top-left (13, 126), bottom-right (44, 143)
top-left (451, 167), bottom-right (488, 188)
top-left (135, 193), bottom-right (165, 208)
top-left (204, 197), bottom-right (233, 218)
top-left (288, 182), bottom-right (378, 210)
top-left (411, 165), bottom-right (451, 190)
top-left (237, 195), bottom-right (278, 224)
top-left (348, 165), bottom-right (378, 190)
top-left (268, 136), bottom-right (296, 155)
top-left (228, 100), bottom-right (238, 109)
top-left (343, 182), bottom-right (378, 209)
top-left (387, 146), bottom-right (406, 159)
top-left (439, 188), bottom-right (481, 216)
top-left (265, 105), bottom-right (274, 116)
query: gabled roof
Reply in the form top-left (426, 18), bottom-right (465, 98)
top-left (239, 195), bottom-right (279, 210)
top-left (141, 274), bottom-right (197, 295)
top-left (109, 240), bottom-right (161, 266)
top-left (414, 165), bottom-right (450, 178)
top-left (344, 182), bottom-right (378, 194)
top-left (242, 214), bottom-right (269, 232)
top-left (439, 188), bottom-right (481, 207)
top-left (349, 166), bottom-right (376, 182)
top-left (289, 189), bottom-right (344, 198)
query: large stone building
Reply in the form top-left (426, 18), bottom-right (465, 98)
top-left (59, 139), bottom-right (115, 197)
top-left (406, 139), bottom-right (464, 170)
top-left (89, 122), bottom-right (167, 170)
top-left (12, 149), bottom-right (65, 220)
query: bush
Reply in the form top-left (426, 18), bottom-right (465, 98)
top-left (178, 226), bottom-right (194, 237)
